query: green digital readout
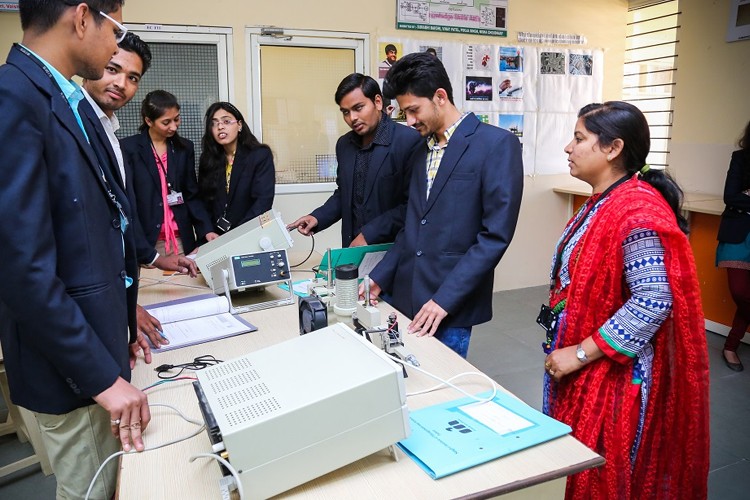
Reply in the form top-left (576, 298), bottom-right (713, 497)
top-left (240, 258), bottom-right (261, 268)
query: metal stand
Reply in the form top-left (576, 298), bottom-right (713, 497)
top-left (219, 268), bottom-right (294, 314)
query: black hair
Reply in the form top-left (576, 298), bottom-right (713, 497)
top-left (198, 101), bottom-right (270, 202)
top-left (384, 44), bottom-right (397, 54)
top-left (139, 90), bottom-right (184, 146)
top-left (334, 73), bottom-right (382, 105)
top-left (118, 31), bottom-right (151, 75)
top-left (578, 101), bottom-right (689, 234)
top-left (382, 51), bottom-right (454, 104)
top-left (739, 120), bottom-right (750, 151)
top-left (20, 0), bottom-right (124, 32)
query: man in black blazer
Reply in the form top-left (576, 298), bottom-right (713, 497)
top-left (0, 2), bottom-right (149, 497)
top-left (287, 73), bottom-right (422, 247)
top-left (365, 53), bottom-right (523, 358)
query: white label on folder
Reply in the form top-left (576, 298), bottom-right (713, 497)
top-left (358, 251), bottom-right (387, 278)
top-left (459, 401), bottom-right (534, 436)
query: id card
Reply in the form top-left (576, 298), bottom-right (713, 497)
top-left (166, 190), bottom-right (184, 206)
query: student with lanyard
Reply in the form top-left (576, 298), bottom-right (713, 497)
top-left (121, 90), bottom-right (218, 257)
top-left (0, 2), bottom-right (150, 498)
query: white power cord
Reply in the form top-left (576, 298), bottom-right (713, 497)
top-left (84, 403), bottom-right (205, 500)
top-left (85, 361), bottom-right (496, 499)
top-left (190, 452), bottom-right (245, 500)
top-left (389, 355), bottom-right (499, 404)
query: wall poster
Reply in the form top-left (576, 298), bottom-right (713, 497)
top-left (378, 38), bottom-right (604, 176)
top-left (397, 0), bottom-right (509, 37)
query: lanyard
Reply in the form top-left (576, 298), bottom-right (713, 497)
top-left (17, 44), bottom-right (132, 287)
top-left (17, 44), bottom-right (125, 222)
top-left (16, 44), bottom-right (66, 103)
top-left (550, 175), bottom-right (629, 288)
top-left (150, 140), bottom-right (174, 191)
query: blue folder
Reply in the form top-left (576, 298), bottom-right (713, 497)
top-left (398, 390), bottom-right (572, 479)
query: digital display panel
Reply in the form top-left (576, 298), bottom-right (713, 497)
top-left (240, 258), bottom-right (261, 268)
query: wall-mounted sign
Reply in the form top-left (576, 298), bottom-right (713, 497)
top-left (397, 0), bottom-right (508, 38)
top-left (0, 1), bottom-right (19, 12)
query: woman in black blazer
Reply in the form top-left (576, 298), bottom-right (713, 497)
top-left (717, 120), bottom-right (750, 371)
top-left (121, 90), bottom-right (217, 256)
top-left (198, 102), bottom-right (275, 233)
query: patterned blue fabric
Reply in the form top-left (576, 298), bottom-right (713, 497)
top-left (601, 228), bottom-right (672, 463)
top-left (600, 229), bottom-right (672, 361)
top-left (550, 195), bottom-right (608, 290)
top-left (548, 218), bottom-right (673, 464)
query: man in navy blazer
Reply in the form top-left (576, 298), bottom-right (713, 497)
top-left (0, 2), bottom-right (150, 497)
top-left (287, 73), bottom-right (421, 247)
top-left (366, 52), bottom-right (523, 358)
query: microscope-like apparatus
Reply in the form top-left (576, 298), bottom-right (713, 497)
top-left (298, 249), bottom-right (419, 369)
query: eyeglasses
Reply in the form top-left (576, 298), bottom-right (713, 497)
top-left (60, 2), bottom-right (126, 43)
top-left (97, 10), bottom-right (128, 44)
top-left (211, 119), bottom-right (239, 128)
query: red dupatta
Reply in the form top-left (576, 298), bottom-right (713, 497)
top-left (548, 177), bottom-right (709, 499)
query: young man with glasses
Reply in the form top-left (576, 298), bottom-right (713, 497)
top-left (0, 2), bottom-right (150, 498)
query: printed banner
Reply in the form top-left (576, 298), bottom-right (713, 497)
top-left (0, 1), bottom-right (19, 11)
top-left (397, 0), bottom-right (508, 37)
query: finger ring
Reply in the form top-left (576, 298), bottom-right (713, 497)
top-left (120, 423), bottom-right (130, 429)
top-left (111, 419), bottom-right (121, 426)
top-left (548, 369), bottom-right (555, 375)
top-left (131, 422), bottom-right (141, 429)
top-left (545, 362), bottom-right (551, 369)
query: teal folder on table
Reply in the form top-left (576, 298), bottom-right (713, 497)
top-left (315, 243), bottom-right (393, 277)
top-left (398, 390), bottom-right (572, 479)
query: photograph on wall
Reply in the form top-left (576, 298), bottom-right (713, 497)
top-left (419, 45), bottom-right (443, 60)
top-left (498, 114), bottom-right (524, 140)
top-left (498, 46), bottom-right (523, 72)
top-left (466, 76), bottom-right (493, 102)
top-left (491, 4), bottom-right (508, 29)
top-left (540, 52), bottom-right (566, 75)
top-left (497, 75), bottom-right (523, 100)
top-left (464, 44), bottom-right (494, 71)
top-left (569, 54), bottom-right (593, 76)
top-left (378, 42), bottom-right (402, 78)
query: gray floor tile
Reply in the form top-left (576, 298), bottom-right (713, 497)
top-left (709, 459), bottom-right (750, 500)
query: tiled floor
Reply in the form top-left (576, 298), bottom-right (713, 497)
top-left (2, 285), bottom-right (749, 498)
top-left (469, 286), bottom-right (750, 500)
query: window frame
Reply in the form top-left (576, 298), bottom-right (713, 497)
top-left (125, 24), bottom-right (235, 102)
top-left (246, 28), bottom-right (369, 194)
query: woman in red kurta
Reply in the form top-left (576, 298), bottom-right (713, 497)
top-left (542, 101), bottom-right (709, 499)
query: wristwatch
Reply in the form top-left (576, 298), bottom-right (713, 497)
top-left (576, 343), bottom-right (589, 364)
